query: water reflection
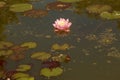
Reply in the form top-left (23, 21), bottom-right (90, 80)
top-left (0, 0), bottom-right (120, 80)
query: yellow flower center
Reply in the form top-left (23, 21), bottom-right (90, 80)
top-left (58, 21), bottom-right (65, 26)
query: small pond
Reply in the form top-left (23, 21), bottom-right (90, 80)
top-left (0, 0), bottom-right (120, 80)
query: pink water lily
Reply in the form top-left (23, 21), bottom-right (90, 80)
top-left (53, 18), bottom-right (72, 32)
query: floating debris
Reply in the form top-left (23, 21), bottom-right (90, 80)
top-left (107, 47), bottom-right (120, 58)
top-left (46, 1), bottom-right (71, 11)
top-left (85, 34), bottom-right (97, 41)
top-left (24, 9), bottom-right (48, 18)
top-left (98, 28), bottom-right (117, 46)
top-left (52, 54), bottom-right (71, 62)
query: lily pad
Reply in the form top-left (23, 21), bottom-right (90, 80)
top-left (0, 50), bottom-right (13, 56)
top-left (40, 67), bottom-right (63, 78)
top-left (11, 45), bottom-right (28, 54)
top-left (31, 52), bottom-right (51, 61)
top-left (16, 64), bottom-right (31, 72)
top-left (20, 42), bottom-right (37, 49)
top-left (0, 1), bottom-right (6, 8)
top-left (10, 3), bottom-right (33, 12)
top-left (16, 77), bottom-right (34, 80)
top-left (100, 11), bottom-right (120, 19)
top-left (58, 0), bottom-right (80, 3)
top-left (9, 53), bottom-right (25, 61)
top-left (24, 9), bottom-right (48, 18)
top-left (46, 1), bottom-right (71, 11)
top-left (86, 4), bottom-right (112, 14)
top-left (12, 73), bottom-right (29, 79)
top-left (51, 43), bottom-right (70, 51)
top-left (0, 41), bottom-right (14, 49)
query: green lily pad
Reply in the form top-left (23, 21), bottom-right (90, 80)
top-left (31, 52), bottom-right (51, 61)
top-left (16, 64), bottom-right (31, 72)
top-left (16, 77), bottom-right (34, 80)
top-left (58, 0), bottom-right (80, 3)
top-left (12, 73), bottom-right (29, 79)
top-left (10, 3), bottom-right (33, 12)
top-left (51, 43), bottom-right (70, 51)
top-left (0, 50), bottom-right (13, 56)
top-left (0, 41), bottom-right (14, 49)
top-left (40, 67), bottom-right (63, 78)
top-left (100, 11), bottom-right (120, 19)
top-left (20, 42), bottom-right (37, 49)
top-left (86, 4), bottom-right (112, 14)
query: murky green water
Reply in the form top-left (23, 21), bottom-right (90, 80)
top-left (0, 0), bottom-right (120, 80)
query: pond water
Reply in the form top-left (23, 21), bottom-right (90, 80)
top-left (0, 0), bottom-right (120, 80)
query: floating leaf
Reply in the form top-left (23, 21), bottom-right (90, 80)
top-left (86, 4), bottom-right (112, 14)
top-left (51, 43), bottom-right (70, 51)
top-left (0, 50), bottom-right (13, 56)
top-left (0, 41), bottom-right (13, 49)
top-left (0, 1), bottom-right (6, 8)
top-left (60, 43), bottom-right (70, 50)
top-left (10, 3), bottom-right (33, 12)
top-left (40, 67), bottom-right (63, 78)
top-left (100, 11), bottom-right (120, 19)
top-left (12, 73), bottom-right (29, 79)
top-left (24, 9), bottom-right (48, 18)
top-left (9, 54), bottom-right (25, 61)
top-left (41, 61), bottom-right (60, 69)
top-left (16, 64), bottom-right (31, 72)
top-left (58, 0), bottom-right (80, 3)
top-left (46, 1), bottom-right (71, 11)
top-left (51, 44), bottom-right (60, 50)
top-left (20, 42), bottom-right (37, 49)
top-left (11, 45), bottom-right (28, 54)
top-left (31, 52), bottom-right (51, 61)
top-left (16, 77), bottom-right (34, 80)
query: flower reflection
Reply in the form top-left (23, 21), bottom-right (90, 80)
top-left (53, 18), bottom-right (72, 32)
top-left (55, 31), bottom-right (69, 36)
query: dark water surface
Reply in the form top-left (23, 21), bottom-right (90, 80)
top-left (0, 0), bottom-right (120, 80)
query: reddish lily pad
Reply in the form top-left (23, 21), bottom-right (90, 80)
top-left (24, 9), bottom-right (48, 18)
top-left (9, 53), bottom-right (25, 61)
top-left (41, 61), bottom-right (60, 69)
top-left (46, 1), bottom-right (71, 11)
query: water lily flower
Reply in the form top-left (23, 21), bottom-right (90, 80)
top-left (53, 18), bottom-right (72, 32)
